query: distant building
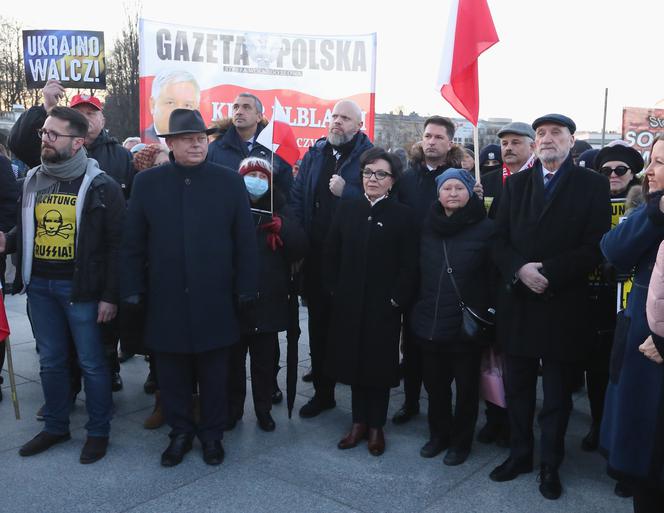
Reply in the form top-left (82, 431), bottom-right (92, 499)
top-left (0, 104), bottom-right (26, 147)
top-left (575, 131), bottom-right (621, 149)
top-left (374, 112), bottom-right (511, 153)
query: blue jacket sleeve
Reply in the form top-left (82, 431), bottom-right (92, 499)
top-left (601, 193), bottom-right (664, 272)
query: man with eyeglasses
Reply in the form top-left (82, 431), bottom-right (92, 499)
top-left (10, 80), bottom-right (136, 394)
top-left (582, 143), bottom-right (643, 500)
top-left (290, 99), bottom-right (372, 418)
top-left (121, 109), bottom-right (257, 467)
top-left (0, 106), bottom-right (125, 464)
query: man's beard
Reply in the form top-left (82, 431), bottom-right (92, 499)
top-left (41, 145), bottom-right (71, 164)
top-left (327, 130), bottom-right (353, 147)
top-left (537, 147), bottom-right (569, 165)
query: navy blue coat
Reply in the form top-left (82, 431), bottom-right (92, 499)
top-left (290, 132), bottom-right (372, 235)
top-left (600, 197), bottom-right (664, 486)
top-left (120, 157), bottom-right (258, 354)
top-left (207, 123), bottom-right (293, 198)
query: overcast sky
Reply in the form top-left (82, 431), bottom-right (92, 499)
top-left (12, 0), bottom-right (664, 132)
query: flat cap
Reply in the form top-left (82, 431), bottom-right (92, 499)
top-left (497, 121), bottom-right (535, 139)
top-left (532, 114), bottom-right (576, 134)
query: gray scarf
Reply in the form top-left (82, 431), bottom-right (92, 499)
top-left (25, 147), bottom-right (89, 203)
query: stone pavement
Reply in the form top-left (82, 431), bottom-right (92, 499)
top-left (0, 294), bottom-right (631, 513)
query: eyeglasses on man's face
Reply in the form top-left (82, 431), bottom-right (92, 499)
top-left (38, 128), bottom-right (82, 142)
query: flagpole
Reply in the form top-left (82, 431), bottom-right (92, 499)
top-left (269, 102), bottom-right (275, 217)
top-left (473, 123), bottom-right (480, 180)
top-left (4, 336), bottom-right (20, 419)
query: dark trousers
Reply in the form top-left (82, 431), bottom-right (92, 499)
top-left (422, 347), bottom-right (481, 450)
top-left (229, 332), bottom-right (277, 418)
top-left (101, 318), bottom-right (120, 374)
top-left (401, 326), bottom-right (423, 409)
top-left (633, 485), bottom-right (664, 513)
top-left (306, 283), bottom-right (335, 402)
top-left (351, 385), bottom-right (390, 428)
top-left (155, 347), bottom-right (230, 442)
top-left (585, 331), bottom-right (612, 424)
top-left (504, 355), bottom-right (575, 468)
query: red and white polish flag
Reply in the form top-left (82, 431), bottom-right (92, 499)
top-left (437, 0), bottom-right (499, 126)
top-left (256, 97), bottom-right (300, 167)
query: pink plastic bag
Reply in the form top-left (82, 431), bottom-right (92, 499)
top-left (480, 348), bottom-right (506, 408)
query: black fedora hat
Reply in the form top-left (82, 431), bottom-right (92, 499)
top-left (159, 109), bottom-right (217, 137)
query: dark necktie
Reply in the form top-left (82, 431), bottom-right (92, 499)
top-left (246, 141), bottom-right (252, 153)
top-left (544, 172), bottom-right (555, 188)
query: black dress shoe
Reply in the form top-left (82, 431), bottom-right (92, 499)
top-left (443, 447), bottom-right (470, 466)
top-left (299, 397), bottom-right (336, 418)
top-left (19, 431), bottom-right (71, 457)
top-left (489, 457), bottom-right (533, 482)
top-left (271, 388), bottom-right (283, 405)
top-left (161, 434), bottom-right (193, 467)
top-left (257, 412), bottom-right (276, 432)
top-left (80, 436), bottom-right (109, 464)
top-left (143, 372), bottom-right (157, 395)
top-left (392, 404), bottom-right (420, 425)
top-left (111, 372), bottom-right (123, 392)
top-left (538, 465), bottom-right (562, 500)
top-left (581, 423), bottom-right (600, 452)
top-left (614, 481), bottom-right (633, 498)
top-left (302, 368), bottom-right (313, 383)
top-left (202, 440), bottom-right (224, 466)
top-left (420, 437), bottom-right (448, 458)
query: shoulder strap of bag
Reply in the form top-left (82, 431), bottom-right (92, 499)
top-left (442, 240), bottom-right (465, 307)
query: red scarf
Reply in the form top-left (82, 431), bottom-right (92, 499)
top-left (502, 153), bottom-right (536, 184)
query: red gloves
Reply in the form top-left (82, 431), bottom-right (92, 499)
top-left (260, 215), bottom-right (283, 251)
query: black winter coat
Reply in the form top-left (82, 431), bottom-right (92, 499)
top-left (208, 123), bottom-right (294, 198)
top-left (120, 157), bottom-right (258, 354)
top-left (8, 105), bottom-right (134, 197)
top-left (410, 197), bottom-right (494, 350)
top-left (323, 196), bottom-right (418, 388)
top-left (7, 171), bottom-right (125, 303)
top-left (493, 156), bottom-right (611, 361)
top-left (395, 145), bottom-right (465, 228)
top-left (0, 156), bottom-right (18, 232)
top-left (245, 196), bottom-right (308, 334)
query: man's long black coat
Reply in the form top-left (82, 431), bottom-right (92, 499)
top-left (492, 156), bottom-right (611, 361)
top-left (120, 157), bottom-right (258, 354)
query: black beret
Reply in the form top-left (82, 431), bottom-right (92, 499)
top-left (595, 144), bottom-right (644, 174)
top-left (532, 114), bottom-right (576, 135)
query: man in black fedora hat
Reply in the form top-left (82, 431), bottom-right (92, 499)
top-left (121, 108), bottom-right (258, 467)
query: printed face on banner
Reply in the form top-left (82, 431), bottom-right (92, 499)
top-left (138, 20), bottom-right (377, 154)
top-left (151, 79), bottom-right (201, 135)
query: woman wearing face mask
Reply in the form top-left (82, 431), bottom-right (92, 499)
top-left (324, 147), bottom-right (418, 456)
top-left (600, 134), bottom-right (664, 512)
top-left (582, 143), bottom-right (643, 465)
top-left (227, 157), bottom-right (307, 432)
top-left (409, 168), bottom-right (494, 466)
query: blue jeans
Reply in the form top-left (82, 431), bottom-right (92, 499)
top-left (27, 277), bottom-right (112, 437)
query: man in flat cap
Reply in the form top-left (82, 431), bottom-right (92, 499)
top-left (489, 114), bottom-right (611, 500)
top-left (121, 109), bottom-right (258, 467)
top-left (481, 121), bottom-right (536, 218)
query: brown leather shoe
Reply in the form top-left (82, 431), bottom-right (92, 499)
top-left (144, 391), bottom-right (164, 430)
top-left (368, 428), bottom-right (385, 456)
top-left (337, 423), bottom-right (368, 450)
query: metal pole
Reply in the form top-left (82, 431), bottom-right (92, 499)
top-left (601, 88), bottom-right (609, 148)
top-left (4, 337), bottom-right (20, 419)
top-left (473, 123), bottom-right (480, 180)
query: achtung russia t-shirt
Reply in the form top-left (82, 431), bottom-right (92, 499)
top-left (32, 175), bottom-right (84, 280)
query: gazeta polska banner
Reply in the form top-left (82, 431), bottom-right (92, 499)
top-left (22, 30), bottom-right (106, 89)
top-left (139, 19), bottom-right (376, 155)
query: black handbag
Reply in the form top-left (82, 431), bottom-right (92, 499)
top-left (443, 240), bottom-right (495, 345)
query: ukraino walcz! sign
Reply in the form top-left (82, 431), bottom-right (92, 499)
top-left (22, 30), bottom-right (106, 89)
top-left (138, 19), bottom-right (376, 154)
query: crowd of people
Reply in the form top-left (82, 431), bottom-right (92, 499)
top-left (0, 77), bottom-right (663, 512)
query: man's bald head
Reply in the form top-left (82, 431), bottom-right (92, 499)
top-left (328, 100), bottom-right (363, 146)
